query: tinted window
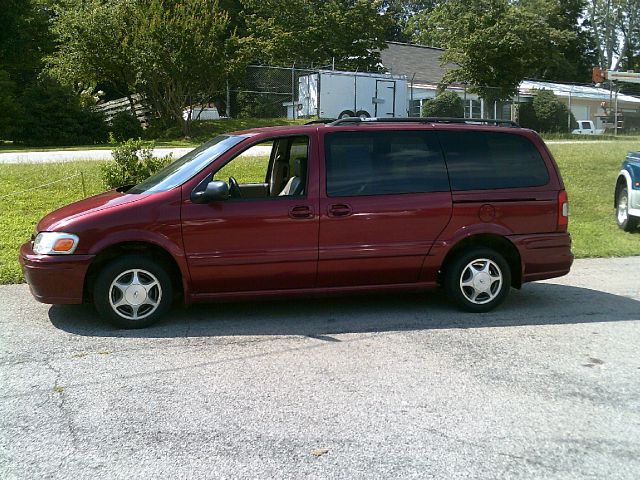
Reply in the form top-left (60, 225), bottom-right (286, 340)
top-left (438, 131), bottom-right (549, 191)
top-left (325, 131), bottom-right (449, 197)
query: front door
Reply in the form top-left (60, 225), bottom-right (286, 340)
top-left (181, 135), bottom-right (319, 294)
top-left (318, 129), bottom-right (452, 287)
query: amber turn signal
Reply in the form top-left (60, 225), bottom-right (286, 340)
top-left (53, 238), bottom-right (76, 252)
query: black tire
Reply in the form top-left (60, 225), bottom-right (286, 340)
top-left (93, 255), bottom-right (173, 328)
top-left (356, 110), bottom-right (370, 119)
top-left (616, 185), bottom-right (639, 232)
top-left (445, 247), bottom-right (511, 313)
top-left (338, 110), bottom-right (355, 119)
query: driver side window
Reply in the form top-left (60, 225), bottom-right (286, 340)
top-left (212, 136), bottom-right (309, 200)
top-left (213, 141), bottom-right (272, 184)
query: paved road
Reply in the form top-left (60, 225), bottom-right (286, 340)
top-left (1, 257), bottom-right (639, 479)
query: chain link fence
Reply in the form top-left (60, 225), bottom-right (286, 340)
top-left (230, 65), bottom-right (524, 122)
top-left (230, 65), bottom-right (640, 134)
top-left (230, 65), bottom-right (318, 119)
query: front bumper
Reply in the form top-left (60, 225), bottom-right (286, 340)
top-left (19, 241), bottom-right (94, 304)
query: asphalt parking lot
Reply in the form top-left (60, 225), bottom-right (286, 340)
top-left (1, 257), bottom-right (639, 479)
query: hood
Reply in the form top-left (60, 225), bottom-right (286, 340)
top-left (36, 189), bottom-right (145, 232)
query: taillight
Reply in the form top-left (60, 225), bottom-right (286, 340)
top-left (557, 190), bottom-right (568, 231)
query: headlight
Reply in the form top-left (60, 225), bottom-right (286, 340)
top-left (33, 232), bottom-right (80, 255)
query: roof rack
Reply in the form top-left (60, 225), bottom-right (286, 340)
top-left (304, 119), bottom-right (336, 125)
top-left (328, 117), bottom-right (520, 127)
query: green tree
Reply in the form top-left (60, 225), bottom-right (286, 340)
top-left (129, 0), bottom-right (243, 135)
top-left (517, 0), bottom-right (598, 83)
top-left (411, 0), bottom-right (574, 101)
top-left (243, 0), bottom-right (390, 70)
top-left (0, 0), bottom-right (104, 146)
top-left (381, 0), bottom-right (440, 42)
top-left (0, 70), bottom-right (21, 140)
top-left (0, 0), bottom-right (55, 87)
top-left (421, 91), bottom-right (464, 117)
top-left (49, 0), bottom-right (139, 109)
top-left (518, 89), bottom-right (576, 133)
top-left (586, 0), bottom-right (640, 71)
top-left (49, 0), bottom-right (246, 135)
top-left (14, 76), bottom-right (108, 146)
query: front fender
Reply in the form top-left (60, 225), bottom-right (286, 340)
top-left (88, 228), bottom-right (191, 296)
top-left (616, 170), bottom-right (633, 207)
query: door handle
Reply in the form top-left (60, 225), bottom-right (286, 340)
top-left (328, 204), bottom-right (352, 217)
top-left (289, 205), bottom-right (313, 219)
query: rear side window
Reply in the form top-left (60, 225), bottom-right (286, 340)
top-left (438, 131), bottom-right (549, 191)
top-left (325, 131), bottom-right (449, 197)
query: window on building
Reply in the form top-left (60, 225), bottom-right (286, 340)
top-left (465, 99), bottom-right (482, 119)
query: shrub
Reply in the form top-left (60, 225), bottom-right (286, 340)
top-left (109, 111), bottom-right (144, 141)
top-left (518, 89), bottom-right (576, 133)
top-left (102, 138), bottom-right (172, 189)
top-left (14, 76), bottom-right (108, 146)
top-left (421, 91), bottom-right (465, 118)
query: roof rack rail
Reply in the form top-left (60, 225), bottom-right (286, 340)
top-left (328, 117), bottom-right (520, 127)
top-left (304, 119), bottom-right (336, 125)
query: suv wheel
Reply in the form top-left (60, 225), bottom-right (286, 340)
top-left (616, 185), bottom-right (639, 232)
top-left (93, 255), bottom-right (173, 328)
top-left (445, 248), bottom-right (511, 312)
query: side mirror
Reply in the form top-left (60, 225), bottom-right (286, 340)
top-left (191, 180), bottom-right (230, 203)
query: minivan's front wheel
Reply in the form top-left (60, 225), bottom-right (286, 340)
top-left (94, 255), bottom-right (173, 328)
top-left (616, 186), bottom-right (639, 232)
top-left (445, 248), bottom-right (511, 312)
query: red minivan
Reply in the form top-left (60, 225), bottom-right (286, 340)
top-left (20, 118), bottom-right (573, 328)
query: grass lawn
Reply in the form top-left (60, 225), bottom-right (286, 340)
top-left (0, 162), bottom-right (105, 284)
top-left (547, 141), bottom-right (639, 258)
top-left (1, 141), bottom-right (639, 284)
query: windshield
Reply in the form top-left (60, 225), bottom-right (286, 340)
top-left (128, 135), bottom-right (247, 194)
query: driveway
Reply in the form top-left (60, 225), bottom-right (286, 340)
top-left (1, 257), bottom-right (639, 479)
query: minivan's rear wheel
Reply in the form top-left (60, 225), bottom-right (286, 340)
top-left (616, 186), bottom-right (639, 232)
top-left (94, 255), bottom-right (173, 328)
top-left (445, 248), bottom-right (511, 312)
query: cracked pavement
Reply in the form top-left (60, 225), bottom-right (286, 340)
top-left (1, 257), bottom-right (640, 479)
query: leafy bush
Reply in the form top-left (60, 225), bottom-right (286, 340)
top-left (102, 138), bottom-right (172, 189)
top-left (421, 91), bottom-right (465, 118)
top-left (518, 89), bottom-right (576, 133)
top-left (14, 76), bottom-right (108, 146)
top-left (109, 111), bottom-right (144, 141)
